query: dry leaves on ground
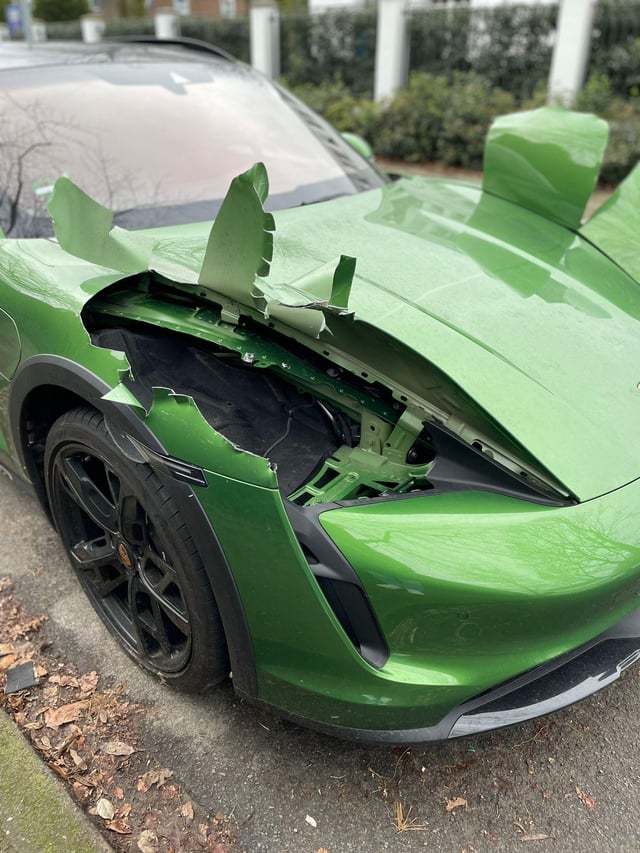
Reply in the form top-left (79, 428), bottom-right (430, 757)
top-left (576, 786), bottom-right (597, 810)
top-left (445, 796), bottom-right (468, 812)
top-left (0, 576), bottom-right (236, 852)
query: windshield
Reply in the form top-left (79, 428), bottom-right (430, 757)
top-left (0, 57), bottom-right (385, 237)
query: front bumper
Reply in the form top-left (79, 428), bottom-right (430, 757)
top-left (248, 603), bottom-right (640, 743)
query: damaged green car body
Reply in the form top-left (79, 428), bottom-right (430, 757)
top-left (2, 104), bottom-right (640, 741)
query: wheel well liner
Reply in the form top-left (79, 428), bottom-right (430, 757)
top-left (8, 354), bottom-right (258, 697)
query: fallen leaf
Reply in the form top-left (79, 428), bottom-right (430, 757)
top-left (96, 797), bottom-right (115, 820)
top-left (103, 741), bottom-right (135, 756)
top-left (98, 708), bottom-right (108, 724)
top-left (48, 674), bottom-right (79, 688)
top-left (0, 643), bottom-right (15, 656)
top-left (52, 726), bottom-right (81, 758)
top-left (576, 787), bottom-right (597, 810)
top-left (306, 814), bottom-right (318, 828)
top-left (0, 653), bottom-right (17, 671)
top-left (180, 800), bottom-right (194, 820)
top-left (137, 830), bottom-right (159, 853)
top-left (521, 834), bottom-right (550, 842)
top-left (49, 763), bottom-right (69, 780)
top-left (72, 782), bottom-right (91, 803)
top-left (114, 786), bottom-right (124, 800)
top-left (105, 819), bottom-right (132, 835)
top-left (120, 803), bottom-right (132, 817)
top-left (79, 671), bottom-right (99, 694)
top-left (34, 665), bottom-right (48, 678)
top-left (69, 748), bottom-right (87, 771)
top-left (137, 768), bottom-right (173, 790)
top-left (445, 797), bottom-right (467, 812)
top-left (44, 700), bottom-right (88, 729)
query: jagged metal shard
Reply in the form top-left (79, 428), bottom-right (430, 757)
top-left (48, 163), bottom-right (356, 339)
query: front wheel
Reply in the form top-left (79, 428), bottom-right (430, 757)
top-left (45, 406), bottom-right (229, 691)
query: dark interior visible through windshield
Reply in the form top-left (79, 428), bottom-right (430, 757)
top-left (0, 55), bottom-right (385, 237)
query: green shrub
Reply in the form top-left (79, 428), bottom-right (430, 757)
top-left (33, 0), bottom-right (88, 22)
top-left (291, 71), bottom-right (515, 170)
top-left (290, 70), bottom-right (639, 183)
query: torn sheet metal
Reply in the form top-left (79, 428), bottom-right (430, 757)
top-left (483, 107), bottom-right (608, 231)
top-left (580, 162), bottom-right (640, 284)
top-left (48, 177), bottom-right (153, 274)
top-left (106, 384), bottom-right (277, 489)
top-left (48, 164), bottom-right (356, 338)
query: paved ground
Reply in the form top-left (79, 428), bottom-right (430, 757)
top-left (1, 473), bottom-right (639, 853)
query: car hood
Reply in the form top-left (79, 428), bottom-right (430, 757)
top-left (258, 177), bottom-right (640, 502)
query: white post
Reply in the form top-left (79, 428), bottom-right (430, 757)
top-left (31, 19), bottom-right (46, 41)
top-left (250, 3), bottom-right (280, 80)
top-left (155, 9), bottom-right (181, 39)
top-left (80, 15), bottom-right (105, 44)
top-left (548, 0), bottom-right (598, 106)
top-left (374, 0), bottom-right (410, 102)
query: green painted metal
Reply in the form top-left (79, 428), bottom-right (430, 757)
top-left (316, 482), bottom-right (640, 727)
top-left (0, 308), bottom-right (20, 380)
top-left (266, 177), bottom-right (640, 501)
top-left (49, 176), bottom-right (153, 274)
top-left (581, 162), bottom-right (640, 283)
top-left (3, 109), bottom-right (640, 733)
top-left (341, 132), bottom-right (374, 161)
top-left (483, 107), bottom-right (608, 230)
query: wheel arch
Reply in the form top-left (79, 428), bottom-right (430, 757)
top-left (9, 354), bottom-right (258, 697)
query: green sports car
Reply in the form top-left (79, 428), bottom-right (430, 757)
top-left (1, 39), bottom-right (640, 742)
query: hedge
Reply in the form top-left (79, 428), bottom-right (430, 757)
top-left (291, 71), bottom-right (640, 184)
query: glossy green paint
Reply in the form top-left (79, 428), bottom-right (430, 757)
top-left (267, 178), bottom-right (640, 500)
top-left (341, 132), bottom-right (374, 161)
top-left (483, 107), bottom-right (608, 229)
top-left (0, 237), bottom-right (129, 471)
top-left (318, 480), bottom-right (640, 723)
top-left (3, 109), bottom-right (640, 733)
top-left (0, 308), bottom-right (20, 379)
top-left (581, 162), bottom-right (640, 283)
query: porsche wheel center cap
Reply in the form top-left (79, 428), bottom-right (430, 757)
top-left (116, 540), bottom-right (134, 571)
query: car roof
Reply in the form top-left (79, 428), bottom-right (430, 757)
top-left (0, 37), bottom-right (237, 71)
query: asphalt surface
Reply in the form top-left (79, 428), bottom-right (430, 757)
top-left (1, 472), bottom-right (639, 853)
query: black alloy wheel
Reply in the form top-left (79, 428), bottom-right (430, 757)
top-left (45, 406), bottom-right (228, 691)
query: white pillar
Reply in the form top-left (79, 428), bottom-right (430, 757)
top-left (31, 19), bottom-right (46, 42)
top-left (548, 0), bottom-right (598, 106)
top-left (80, 15), bottom-right (105, 44)
top-left (250, 3), bottom-right (280, 80)
top-left (374, 0), bottom-right (410, 102)
top-left (155, 9), bottom-right (181, 40)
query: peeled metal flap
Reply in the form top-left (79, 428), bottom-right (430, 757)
top-left (580, 162), bottom-right (640, 284)
top-left (483, 107), bottom-right (609, 230)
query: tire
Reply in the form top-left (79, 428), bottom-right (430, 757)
top-left (44, 406), bottom-right (229, 691)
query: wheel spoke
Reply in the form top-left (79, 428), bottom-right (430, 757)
top-left (69, 537), bottom-right (126, 596)
top-left (129, 580), bottom-right (173, 656)
top-left (60, 456), bottom-right (117, 533)
top-left (119, 494), bottom-right (147, 547)
top-left (137, 561), bottom-right (190, 636)
top-left (70, 536), bottom-right (117, 570)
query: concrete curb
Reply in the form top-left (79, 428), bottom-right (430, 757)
top-left (0, 709), bottom-right (111, 853)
